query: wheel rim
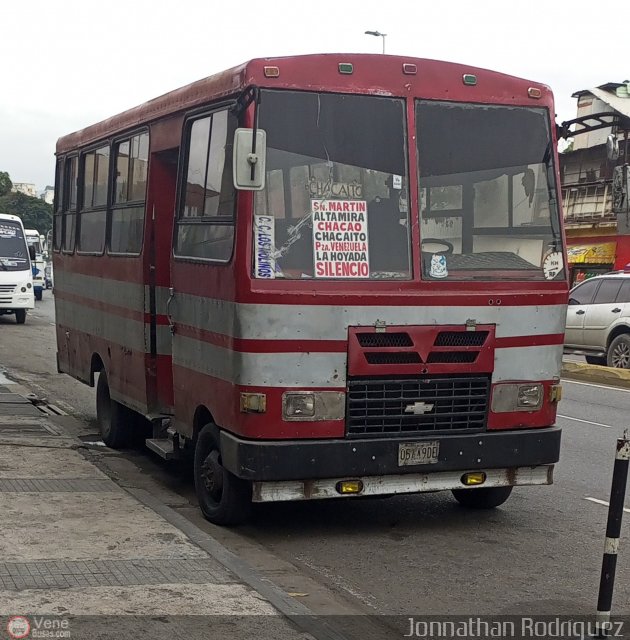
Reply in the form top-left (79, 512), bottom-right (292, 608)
top-left (200, 450), bottom-right (224, 503)
top-left (612, 342), bottom-right (630, 368)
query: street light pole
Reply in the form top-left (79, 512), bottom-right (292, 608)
top-left (364, 30), bottom-right (386, 54)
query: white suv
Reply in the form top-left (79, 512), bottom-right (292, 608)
top-left (565, 272), bottom-right (630, 368)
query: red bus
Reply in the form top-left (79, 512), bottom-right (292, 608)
top-left (53, 54), bottom-right (567, 524)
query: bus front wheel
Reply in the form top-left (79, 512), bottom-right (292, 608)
top-left (15, 309), bottom-right (26, 324)
top-left (96, 370), bottom-right (132, 449)
top-left (194, 424), bottom-right (252, 526)
top-left (451, 486), bottom-right (513, 509)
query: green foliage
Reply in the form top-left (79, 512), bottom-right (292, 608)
top-left (0, 192), bottom-right (52, 235)
top-left (0, 172), bottom-right (12, 197)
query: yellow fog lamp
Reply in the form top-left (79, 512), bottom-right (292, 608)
top-left (336, 480), bottom-right (364, 495)
top-left (550, 384), bottom-right (562, 403)
top-left (461, 472), bottom-right (486, 486)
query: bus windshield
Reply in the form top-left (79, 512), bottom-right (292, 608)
top-left (253, 90), bottom-right (411, 280)
top-left (26, 234), bottom-right (43, 255)
top-left (0, 220), bottom-right (29, 271)
top-left (417, 101), bottom-right (564, 281)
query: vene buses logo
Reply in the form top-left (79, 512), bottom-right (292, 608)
top-left (7, 616), bottom-right (31, 639)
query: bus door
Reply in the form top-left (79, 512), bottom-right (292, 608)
top-left (169, 107), bottom-right (238, 435)
top-left (145, 141), bottom-right (179, 416)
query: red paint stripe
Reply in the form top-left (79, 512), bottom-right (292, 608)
top-left (495, 334), bottom-right (564, 348)
top-left (175, 324), bottom-right (347, 353)
top-left (175, 324), bottom-right (565, 353)
top-left (55, 289), bottom-right (144, 323)
top-left (53, 253), bottom-right (145, 284)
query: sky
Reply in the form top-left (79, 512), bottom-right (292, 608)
top-left (2, 0), bottom-right (629, 192)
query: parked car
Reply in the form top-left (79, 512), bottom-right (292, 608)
top-left (565, 272), bottom-right (630, 368)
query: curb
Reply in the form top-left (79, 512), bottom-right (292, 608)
top-left (127, 487), bottom-right (349, 640)
top-left (0, 369), bottom-right (349, 640)
top-left (562, 362), bottom-right (630, 389)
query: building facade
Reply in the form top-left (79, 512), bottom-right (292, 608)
top-left (11, 182), bottom-right (38, 198)
top-left (560, 83), bottom-right (630, 285)
top-left (40, 186), bottom-right (54, 205)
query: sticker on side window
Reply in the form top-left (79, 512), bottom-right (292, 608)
top-left (254, 215), bottom-right (276, 279)
top-left (312, 199), bottom-right (369, 278)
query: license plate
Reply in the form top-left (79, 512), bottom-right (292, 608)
top-left (398, 441), bottom-right (440, 466)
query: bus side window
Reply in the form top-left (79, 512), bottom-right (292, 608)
top-left (110, 131), bottom-right (149, 255)
top-left (175, 109), bottom-right (236, 262)
top-left (62, 156), bottom-right (78, 253)
top-left (78, 145), bottom-right (109, 254)
top-left (53, 157), bottom-right (63, 252)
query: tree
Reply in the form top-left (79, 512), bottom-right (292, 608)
top-left (0, 192), bottom-right (52, 235)
top-left (0, 171), bottom-right (12, 197)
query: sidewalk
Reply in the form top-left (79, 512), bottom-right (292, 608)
top-left (0, 376), bottom-right (314, 640)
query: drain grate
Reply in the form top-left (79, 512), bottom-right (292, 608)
top-left (34, 402), bottom-right (67, 416)
top-left (0, 418), bottom-right (63, 436)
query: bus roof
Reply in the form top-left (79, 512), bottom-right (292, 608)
top-left (0, 213), bottom-right (24, 225)
top-left (56, 53), bottom-right (554, 154)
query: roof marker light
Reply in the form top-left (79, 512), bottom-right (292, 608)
top-left (402, 63), bottom-right (417, 75)
top-left (528, 87), bottom-right (542, 99)
top-left (264, 66), bottom-right (280, 78)
top-left (462, 74), bottom-right (477, 86)
top-left (338, 62), bottom-right (353, 75)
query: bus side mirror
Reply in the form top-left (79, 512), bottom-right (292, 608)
top-left (233, 128), bottom-right (266, 191)
top-left (28, 245), bottom-right (36, 260)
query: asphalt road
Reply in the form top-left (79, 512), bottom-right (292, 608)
top-left (2, 294), bottom-right (629, 622)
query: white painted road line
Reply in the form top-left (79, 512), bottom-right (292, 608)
top-left (562, 379), bottom-right (630, 393)
top-left (557, 414), bottom-right (614, 429)
top-left (585, 497), bottom-right (630, 514)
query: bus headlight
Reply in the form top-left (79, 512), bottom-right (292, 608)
top-left (282, 391), bottom-right (345, 421)
top-left (517, 385), bottom-right (543, 408)
top-left (491, 383), bottom-right (543, 412)
top-left (283, 393), bottom-right (315, 418)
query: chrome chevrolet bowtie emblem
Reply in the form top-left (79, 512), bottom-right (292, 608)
top-left (404, 402), bottom-right (435, 415)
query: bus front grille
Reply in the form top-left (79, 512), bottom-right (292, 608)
top-left (346, 375), bottom-right (489, 437)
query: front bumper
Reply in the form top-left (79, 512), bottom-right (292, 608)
top-left (251, 465), bottom-right (554, 502)
top-left (220, 426), bottom-right (561, 482)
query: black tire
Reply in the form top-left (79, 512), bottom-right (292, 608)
top-left (607, 334), bottom-right (630, 369)
top-left (452, 486), bottom-right (513, 509)
top-left (96, 370), bottom-right (132, 448)
top-left (35, 289), bottom-right (42, 301)
top-left (585, 355), bottom-right (607, 366)
top-left (14, 309), bottom-right (26, 324)
top-left (194, 424), bottom-right (251, 525)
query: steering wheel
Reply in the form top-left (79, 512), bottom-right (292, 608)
top-left (421, 238), bottom-right (454, 254)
